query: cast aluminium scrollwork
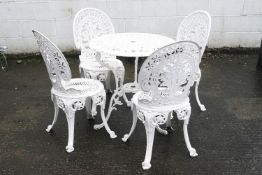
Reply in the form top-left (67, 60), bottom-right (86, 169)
top-left (33, 30), bottom-right (116, 153)
top-left (73, 8), bottom-right (125, 91)
top-left (176, 10), bottom-right (211, 111)
top-left (123, 41), bottom-right (201, 170)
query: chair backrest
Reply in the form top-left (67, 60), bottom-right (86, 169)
top-left (138, 41), bottom-right (201, 106)
top-left (32, 30), bottom-right (72, 91)
top-left (176, 10), bottom-right (211, 58)
top-left (73, 8), bottom-right (115, 51)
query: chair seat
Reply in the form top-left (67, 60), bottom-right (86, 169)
top-left (80, 54), bottom-right (124, 72)
top-left (132, 91), bottom-right (190, 112)
top-left (51, 78), bottom-right (104, 98)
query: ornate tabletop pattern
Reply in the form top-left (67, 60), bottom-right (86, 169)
top-left (89, 33), bottom-right (175, 57)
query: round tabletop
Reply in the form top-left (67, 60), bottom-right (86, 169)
top-left (89, 33), bottom-right (175, 57)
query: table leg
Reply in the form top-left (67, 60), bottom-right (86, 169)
top-left (134, 56), bottom-right (139, 84)
top-left (93, 87), bottom-right (124, 130)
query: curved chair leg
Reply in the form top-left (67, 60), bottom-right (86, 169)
top-left (123, 92), bottom-right (131, 107)
top-left (93, 88), bottom-right (123, 130)
top-left (156, 126), bottom-right (168, 135)
top-left (64, 107), bottom-right (76, 153)
top-left (85, 97), bottom-right (94, 119)
top-left (195, 75), bottom-right (206, 111)
top-left (156, 112), bottom-right (174, 135)
top-left (79, 66), bottom-right (85, 78)
top-left (142, 115), bottom-right (156, 170)
top-left (183, 117), bottom-right (198, 157)
top-left (122, 105), bottom-right (138, 142)
top-left (99, 105), bottom-right (117, 139)
top-left (166, 112), bottom-right (175, 131)
top-left (105, 71), bottom-right (112, 93)
top-left (46, 95), bottom-right (59, 132)
top-left (91, 99), bottom-right (97, 117)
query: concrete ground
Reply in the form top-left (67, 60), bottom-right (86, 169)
top-left (0, 51), bottom-right (262, 175)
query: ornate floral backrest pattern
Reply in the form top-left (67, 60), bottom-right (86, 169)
top-left (73, 8), bottom-right (115, 58)
top-left (32, 30), bottom-right (72, 91)
top-left (176, 10), bottom-right (211, 58)
top-left (138, 41), bottom-right (201, 106)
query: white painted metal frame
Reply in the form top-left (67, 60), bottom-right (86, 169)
top-left (176, 10), bottom-right (211, 111)
top-left (73, 8), bottom-right (125, 94)
top-left (89, 33), bottom-right (174, 131)
top-left (32, 30), bottom-right (116, 153)
top-left (122, 41), bottom-right (201, 170)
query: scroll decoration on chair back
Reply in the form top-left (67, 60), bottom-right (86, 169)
top-left (32, 30), bottom-right (116, 153)
top-left (138, 41), bottom-right (200, 106)
top-left (176, 10), bottom-right (211, 57)
top-left (32, 30), bottom-right (72, 92)
top-left (73, 8), bottom-right (115, 62)
top-left (176, 10), bottom-right (211, 111)
top-left (124, 41), bottom-right (201, 170)
top-left (73, 8), bottom-right (125, 91)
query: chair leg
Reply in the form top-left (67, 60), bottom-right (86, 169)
top-left (99, 104), bottom-right (117, 138)
top-left (79, 66), bottom-right (85, 78)
top-left (183, 117), bottom-right (198, 157)
top-left (85, 97), bottom-right (94, 119)
top-left (105, 71), bottom-right (112, 93)
top-left (156, 126), bottom-right (168, 135)
top-left (166, 112), bottom-right (175, 131)
top-left (93, 88), bottom-right (123, 130)
top-left (46, 95), bottom-right (59, 132)
top-left (122, 104), bottom-right (138, 142)
top-left (142, 115), bottom-right (156, 170)
top-left (123, 92), bottom-right (131, 107)
top-left (195, 76), bottom-right (206, 111)
top-left (64, 107), bottom-right (76, 153)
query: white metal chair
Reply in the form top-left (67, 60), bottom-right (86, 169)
top-left (122, 41), bottom-right (201, 170)
top-left (73, 8), bottom-right (125, 93)
top-left (32, 30), bottom-right (116, 153)
top-left (176, 10), bottom-right (211, 111)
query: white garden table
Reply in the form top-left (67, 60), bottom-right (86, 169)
top-left (89, 33), bottom-right (175, 130)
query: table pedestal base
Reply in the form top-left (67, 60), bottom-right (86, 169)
top-left (93, 82), bottom-right (140, 133)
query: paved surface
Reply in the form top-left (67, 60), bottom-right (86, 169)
top-left (0, 52), bottom-right (262, 174)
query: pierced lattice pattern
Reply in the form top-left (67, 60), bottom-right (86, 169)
top-left (138, 41), bottom-right (201, 106)
top-left (33, 30), bottom-right (72, 91)
top-left (73, 8), bottom-right (115, 52)
top-left (176, 10), bottom-right (211, 57)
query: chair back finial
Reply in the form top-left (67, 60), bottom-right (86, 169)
top-left (176, 10), bottom-right (211, 58)
top-left (138, 41), bottom-right (201, 105)
top-left (32, 30), bottom-right (72, 90)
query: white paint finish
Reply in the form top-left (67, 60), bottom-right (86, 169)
top-left (55, 19), bottom-right (74, 37)
top-left (0, 20), bottom-right (21, 38)
top-left (5, 2), bottom-right (35, 20)
top-left (107, 0), bottom-right (141, 18)
top-left (21, 20), bottom-right (56, 37)
top-left (140, 0), bottom-right (177, 17)
top-left (0, 39), bottom-right (7, 47)
top-left (0, 0), bottom-right (261, 53)
top-left (49, 0), bottom-right (73, 20)
top-left (72, 0), bottom-right (108, 15)
top-left (223, 16), bottom-right (262, 32)
top-left (176, 0), bottom-right (209, 15)
top-left (243, 0), bottom-right (262, 15)
top-left (111, 19), bottom-right (126, 33)
top-left (125, 17), bottom-right (182, 38)
top-left (33, 2), bottom-right (53, 20)
top-left (53, 36), bottom-right (75, 52)
top-left (210, 0), bottom-right (244, 16)
top-left (6, 37), bottom-right (38, 53)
